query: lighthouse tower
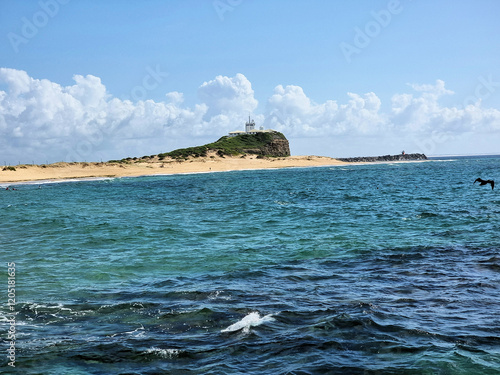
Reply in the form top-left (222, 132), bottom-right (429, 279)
top-left (245, 116), bottom-right (256, 133)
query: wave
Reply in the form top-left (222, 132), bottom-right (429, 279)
top-left (0, 176), bottom-right (117, 188)
top-left (110, 324), bottom-right (145, 338)
top-left (416, 212), bottom-right (440, 219)
top-left (145, 347), bottom-right (182, 359)
top-left (402, 212), bottom-right (441, 220)
top-left (221, 312), bottom-right (275, 333)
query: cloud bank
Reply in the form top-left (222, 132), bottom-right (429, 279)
top-left (1, 68), bottom-right (499, 163)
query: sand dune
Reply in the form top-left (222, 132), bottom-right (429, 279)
top-left (0, 154), bottom-right (347, 184)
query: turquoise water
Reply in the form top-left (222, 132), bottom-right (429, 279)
top-left (1, 157), bottom-right (500, 374)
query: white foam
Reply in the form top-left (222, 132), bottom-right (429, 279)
top-left (208, 290), bottom-right (231, 300)
top-left (146, 347), bottom-right (181, 359)
top-left (110, 324), bottom-right (145, 337)
top-left (0, 176), bottom-right (116, 188)
top-left (221, 312), bottom-right (275, 333)
top-left (274, 200), bottom-right (291, 206)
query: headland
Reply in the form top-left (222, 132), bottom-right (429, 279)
top-left (1, 118), bottom-right (427, 184)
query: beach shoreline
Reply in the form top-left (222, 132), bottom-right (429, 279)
top-left (0, 153), bottom-right (434, 185)
top-left (0, 154), bottom-right (348, 184)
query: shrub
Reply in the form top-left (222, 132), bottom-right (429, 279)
top-left (148, 131), bottom-right (288, 160)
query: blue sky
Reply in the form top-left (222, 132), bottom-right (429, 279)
top-left (1, 0), bottom-right (500, 163)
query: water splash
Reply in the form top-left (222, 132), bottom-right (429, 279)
top-left (221, 312), bottom-right (275, 333)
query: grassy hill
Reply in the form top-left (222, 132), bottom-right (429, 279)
top-left (157, 132), bottom-right (290, 160)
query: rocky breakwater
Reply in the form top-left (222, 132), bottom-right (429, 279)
top-left (338, 153), bottom-right (427, 163)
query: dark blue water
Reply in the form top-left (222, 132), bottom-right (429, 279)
top-left (1, 158), bottom-right (500, 374)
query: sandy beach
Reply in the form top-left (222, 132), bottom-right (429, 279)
top-left (0, 153), bottom-right (348, 184)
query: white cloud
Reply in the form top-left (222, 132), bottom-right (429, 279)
top-left (165, 91), bottom-right (184, 105)
top-left (264, 84), bottom-right (385, 136)
top-left (198, 73), bottom-right (258, 118)
top-left (0, 68), bottom-right (32, 96)
top-left (1, 69), bottom-right (500, 163)
top-left (390, 80), bottom-right (500, 136)
top-left (410, 79), bottom-right (454, 97)
top-left (264, 79), bottom-right (500, 155)
top-left (0, 68), bottom-right (219, 162)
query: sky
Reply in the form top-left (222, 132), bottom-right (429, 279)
top-left (1, 0), bottom-right (500, 164)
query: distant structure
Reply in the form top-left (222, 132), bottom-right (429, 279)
top-left (245, 116), bottom-right (255, 133)
top-left (228, 116), bottom-right (275, 137)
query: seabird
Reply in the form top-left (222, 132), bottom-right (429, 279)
top-left (474, 178), bottom-right (495, 190)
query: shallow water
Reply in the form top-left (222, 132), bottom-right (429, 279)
top-left (1, 157), bottom-right (500, 374)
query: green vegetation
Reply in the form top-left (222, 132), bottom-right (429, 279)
top-left (108, 159), bottom-right (131, 164)
top-left (108, 131), bottom-right (289, 163)
top-left (2, 166), bottom-right (16, 171)
top-left (159, 132), bottom-right (287, 160)
top-left (159, 145), bottom-right (210, 160)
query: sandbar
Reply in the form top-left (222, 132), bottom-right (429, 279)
top-left (0, 153), bottom-right (348, 184)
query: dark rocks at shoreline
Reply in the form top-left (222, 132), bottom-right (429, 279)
top-left (338, 153), bottom-right (427, 163)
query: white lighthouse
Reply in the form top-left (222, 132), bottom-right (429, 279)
top-left (245, 116), bottom-right (255, 133)
top-left (228, 116), bottom-right (275, 137)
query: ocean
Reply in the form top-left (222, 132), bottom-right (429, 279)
top-left (1, 156), bottom-right (499, 374)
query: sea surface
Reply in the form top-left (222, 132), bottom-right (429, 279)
top-left (1, 156), bottom-right (500, 374)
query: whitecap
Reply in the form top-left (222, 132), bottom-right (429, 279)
top-left (146, 347), bottom-right (181, 359)
top-left (110, 324), bottom-right (145, 337)
top-left (221, 312), bottom-right (275, 333)
top-left (274, 200), bottom-right (291, 206)
top-left (0, 176), bottom-right (117, 188)
top-left (208, 290), bottom-right (231, 300)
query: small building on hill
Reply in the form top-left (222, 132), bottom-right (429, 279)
top-left (228, 116), bottom-right (276, 137)
top-left (245, 117), bottom-right (256, 133)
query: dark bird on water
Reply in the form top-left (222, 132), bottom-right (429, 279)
top-left (474, 178), bottom-right (495, 190)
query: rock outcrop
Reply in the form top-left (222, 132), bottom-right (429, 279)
top-left (159, 131), bottom-right (291, 159)
top-left (338, 153), bottom-right (427, 163)
top-left (224, 132), bottom-right (291, 157)
top-left (253, 137), bottom-right (290, 157)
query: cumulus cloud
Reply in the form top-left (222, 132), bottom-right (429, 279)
top-left (1, 68), bottom-right (499, 163)
top-left (263, 79), bottom-right (500, 139)
top-left (264, 84), bottom-right (384, 137)
top-left (0, 68), bottom-right (214, 162)
top-left (390, 80), bottom-right (500, 136)
top-left (198, 73), bottom-right (258, 118)
top-left (261, 79), bottom-right (500, 156)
